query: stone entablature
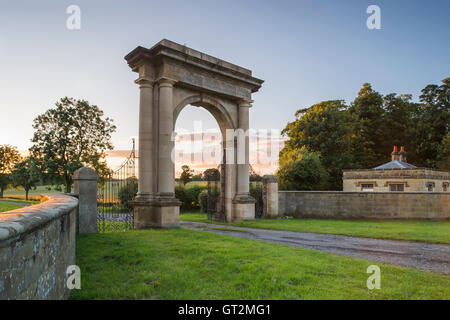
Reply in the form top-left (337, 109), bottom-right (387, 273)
top-left (125, 39), bottom-right (264, 101)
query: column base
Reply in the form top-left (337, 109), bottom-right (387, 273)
top-left (232, 195), bottom-right (256, 221)
top-left (131, 197), bottom-right (181, 229)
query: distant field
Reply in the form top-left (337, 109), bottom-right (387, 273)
top-left (0, 203), bottom-right (22, 213)
top-left (4, 185), bottom-right (63, 198)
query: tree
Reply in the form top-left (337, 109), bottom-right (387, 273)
top-left (179, 165), bottom-right (194, 185)
top-left (11, 157), bottom-right (40, 200)
top-left (202, 168), bottom-right (220, 182)
top-left (413, 78), bottom-right (450, 168)
top-left (276, 148), bottom-right (328, 190)
top-left (118, 177), bottom-right (138, 211)
top-left (281, 100), bottom-right (356, 189)
top-left (349, 83), bottom-right (387, 169)
top-left (437, 133), bottom-right (450, 170)
top-left (30, 97), bottom-right (116, 193)
top-left (191, 173), bottom-right (203, 181)
top-left (249, 164), bottom-right (262, 182)
top-left (0, 145), bottom-right (21, 198)
top-left (382, 93), bottom-right (421, 164)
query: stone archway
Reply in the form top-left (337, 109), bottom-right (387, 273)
top-left (125, 39), bottom-right (263, 228)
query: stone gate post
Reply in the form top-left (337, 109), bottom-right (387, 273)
top-left (73, 167), bottom-right (98, 234)
top-left (263, 175), bottom-right (279, 218)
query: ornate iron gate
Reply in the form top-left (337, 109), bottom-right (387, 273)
top-left (206, 180), bottom-right (220, 220)
top-left (97, 140), bottom-right (136, 232)
top-left (205, 163), bottom-right (225, 222)
top-left (253, 182), bottom-right (264, 218)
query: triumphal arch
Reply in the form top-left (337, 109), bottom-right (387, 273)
top-left (125, 39), bottom-right (263, 228)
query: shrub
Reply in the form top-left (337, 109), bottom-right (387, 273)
top-left (198, 185), bottom-right (220, 213)
top-left (276, 148), bottom-right (328, 190)
top-left (198, 190), bottom-right (208, 213)
top-left (118, 177), bottom-right (138, 211)
top-left (250, 183), bottom-right (263, 203)
top-left (175, 184), bottom-right (207, 210)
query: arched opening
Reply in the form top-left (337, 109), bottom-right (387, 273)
top-left (174, 100), bottom-right (230, 220)
top-left (174, 104), bottom-right (223, 178)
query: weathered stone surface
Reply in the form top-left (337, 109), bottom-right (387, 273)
top-left (73, 167), bottom-right (98, 234)
top-left (0, 194), bottom-right (78, 300)
top-left (278, 191), bottom-right (450, 220)
top-left (343, 168), bottom-right (450, 192)
top-left (126, 39), bottom-right (263, 225)
top-left (263, 175), bottom-right (279, 218)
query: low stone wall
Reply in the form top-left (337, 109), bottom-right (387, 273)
top-left (0, 194), bottom-right (78, 300)
top-left (279, 191), bottom-right (450, 220)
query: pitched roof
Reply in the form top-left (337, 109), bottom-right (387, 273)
top-left (372, 160), bottom-right (418, 170)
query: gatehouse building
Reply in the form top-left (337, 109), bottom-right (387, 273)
top-left (343, 146), bottom-right (450, 192)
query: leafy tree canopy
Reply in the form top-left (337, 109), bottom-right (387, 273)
top-left (11, 157), bottom-right (40, 200)
top-left (202, 168), bottom-right (220, 182)
top-left (276, 148), bottom-right (328, 191)
top-left (279, 78), bottom-right (449, 190)
top-left (0, 144), bottom-right (22, 197)
top-left (179, 165), bottom-right (194, 185)
top-left (30, 97), bottom-right (116, 193)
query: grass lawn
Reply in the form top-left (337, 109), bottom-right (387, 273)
top-left (0, 198), bottom-right (40, 205)
top-left (70, 228), bottom-right (450, 300)
top-left (0, 203), bottom-right (23, 212)
top-left (180, 213), bottom-right (450, 244)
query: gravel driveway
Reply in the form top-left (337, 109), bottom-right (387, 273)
top-left (181, 220), bottom-right (450, 274)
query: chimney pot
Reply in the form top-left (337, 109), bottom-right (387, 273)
top-left (391, 145), bottom-right (400, 161)
top-left (399, 146), bottom-right (407, 162)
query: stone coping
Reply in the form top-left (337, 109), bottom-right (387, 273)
top-left (0, 194), bottom-right (78, 242)
top-left (279, 191), bottom-right (450, 195)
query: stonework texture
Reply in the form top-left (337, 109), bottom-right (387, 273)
top-left (0, 194), bottom-right (78, 300)
top-left (279, 191), bottom-right (450, 220)
top-left (263, 175), bottom-right (279, 218)
top-left (343, 168), bottom-right (450, 192)
top-left (73, 167), bottom-right (98, 234)
top-left (125, 39), bottom-right (264, 225)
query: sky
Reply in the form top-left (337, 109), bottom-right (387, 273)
top-left (0, 0), bottom-right (449, 154)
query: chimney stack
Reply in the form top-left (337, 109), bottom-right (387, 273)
top-left (399, 146), bottom-right (407, 162)
top-left (391, 145), bottom-right (400, 161)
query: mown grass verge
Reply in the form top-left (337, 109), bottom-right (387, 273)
top-left (180, 213), bottom-right (450, 244)
top-left (70, 228), bottom-right (450, 300)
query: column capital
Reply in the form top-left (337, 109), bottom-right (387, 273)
top-left (238, 99), bottom-right (253, 108)
top-left (157, 77), bottom-right (177, 87)
top-left (135, 76), bottom-right (154, 88)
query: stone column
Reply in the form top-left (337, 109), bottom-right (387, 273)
top-left (263, 175), bottom-right (279, 218)
top-left (135, 77), bottom-right (154, 200)
top-left (233, 100), bottom-right (255, 220)
top-left (73, 167), bottom-right (98, 234)
top-left (157, 78), bottom-right (176, 199)
top-left (236, 100), bottom-right (251, 198)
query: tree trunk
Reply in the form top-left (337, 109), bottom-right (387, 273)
top-left (25, 189), bottom-right (29, 201)
top-left (0, 188), bottom-right (3, 198)
top-left (65, 172), bottom-right (71, 194)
